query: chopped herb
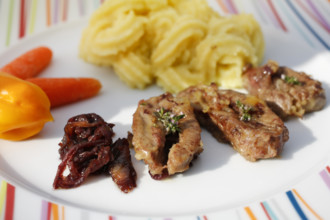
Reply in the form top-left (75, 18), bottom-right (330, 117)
top-left (236, 100), bottom-right (253, 121)
top-left (281, 74), bottom-right (301, 85)
top-left (154, 108), bottom-right (185, 134)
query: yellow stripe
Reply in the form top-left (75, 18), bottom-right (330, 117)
top-left (0, 181), bottom-right (8, 217)
top-left (52, 203), bottom-right (59, 220)
top-left (6, 0), bottom-right (15, 46)
top-left (292, 189), bottom-right (323, 220)
top-left (244, 207), bottom-right (257, 220)
top-left (29, 0), bottom-right (38, 34)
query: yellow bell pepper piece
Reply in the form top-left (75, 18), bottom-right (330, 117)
top-left (0, 72), bottom-right (53, 141)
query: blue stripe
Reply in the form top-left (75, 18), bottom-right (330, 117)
top-left (94, 0), bottom-right (99, 9)
top-left (286, 191), bottom-right (308, 220)
top-left (275, 0), bottom-right (314, 48)
top-left (262, 201), bottom-right (279, 220)
top-left (285, 0), bottom-right (330, 50)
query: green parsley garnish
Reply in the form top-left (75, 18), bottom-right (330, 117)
top-left (154, 108), bottom-right (185, 134)
top-left (236, 100), bottom-right (253, 121)
top-left (282, 74), bottom-right (301, 85)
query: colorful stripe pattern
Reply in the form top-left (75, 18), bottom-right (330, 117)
top-left (2, 171), bottom-right (328, 220)
top-left (284, 0), bottom-right (330, 50)
top-left (238, 164), bottom-right (330, 220)
top-left (242, 188), bottom-right (323, 220)
top-left (0, 0), bottom-right (329, 51)
top-left (41, 200), bottom-right (65, 220)
top-left (215, 0), bottom-right (330, 50)
top-left (1, 0), bottom-right (103, 49)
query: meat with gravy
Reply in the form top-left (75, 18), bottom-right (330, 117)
top-left (177, 83), bottom-right (289, 161)
top-left (132, 93), bottom-right (203, 179)
top-left (242, 60), bottom-right (326, 119)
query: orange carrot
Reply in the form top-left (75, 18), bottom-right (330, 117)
top-left (26, 77), bottom-right (102, 108)
top-left (0, 46), bottom-right (52, 79)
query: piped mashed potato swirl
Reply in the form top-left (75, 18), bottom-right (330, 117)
top-left (79, 0), bottom-right (264, 93)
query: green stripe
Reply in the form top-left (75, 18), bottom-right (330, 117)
top-left (6, 0), bottom-right (15, 46)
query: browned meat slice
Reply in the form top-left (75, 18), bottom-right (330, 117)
top-left (177, 83), bottom-right (289, 161)
top-left (132, 93), bottom-right (203, 179)
top-left (109, 138), bottom-right (137, 193)
top-left (242, 60), bottom-right (326, 119)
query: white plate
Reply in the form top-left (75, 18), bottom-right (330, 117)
top-left (0, 19), bottom-right (330, 219)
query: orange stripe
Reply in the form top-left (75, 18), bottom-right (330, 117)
top-left (61, 206), bottom-right (65, 220)
top-left (244, 207), bottom-right (257, 220)
top-left (46, 0), bottom-right (51, 26)
top-left (216, 0), bottom-right (230, 13)
top-left (292, 189), bottom-right (322, 220)
top-left (52, 203), bottom-right (59, 220)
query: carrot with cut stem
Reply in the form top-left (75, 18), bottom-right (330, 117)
top-left (26, 77), bottom-right (102, 108)
top-left (0, 46), bottom-right (52, 79)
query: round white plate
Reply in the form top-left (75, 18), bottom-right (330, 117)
top-left (0, 19), bottom-right (330, 219)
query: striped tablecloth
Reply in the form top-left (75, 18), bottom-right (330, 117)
top-left (0, 0), bottom-right (329, 52)
top-left (0, 1), bottom-right (330, 220)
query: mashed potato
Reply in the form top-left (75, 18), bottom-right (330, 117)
top-left (79, 0), bottom-right (264, 93)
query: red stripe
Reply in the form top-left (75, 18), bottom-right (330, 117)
top-left (62, 0), bottom-right (68, 21)
top-left (203, 216), bottom-right (208, 220)
top-left (4, 183), bottom-right (15, 220)
top-left (227, 0), bottom-right (238, 14)
top-left (260, 202), bottom-right (272, 220)
top-left (19, 0), bottom-right (26, 38)
top-left (47, 202), bottom-right (52, 220)
top-left (267, 0), bottom-right (288, 31)
top-left (326, 166), bottom-right (330, 174)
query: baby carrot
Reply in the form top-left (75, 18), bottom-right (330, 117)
top-left (0, 46), bottom-right (52, 79)
top-left (26, 77), bottom-right (102, 108)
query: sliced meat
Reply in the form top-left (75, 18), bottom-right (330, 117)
top-left (132, 93), bottom-right (203, 179)
top-left (177, 83), bottom-right (289, 162)
top-left (109, 138), bottom-right (137, 193)
top-left (242, 60), bottom-right (326, 119)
